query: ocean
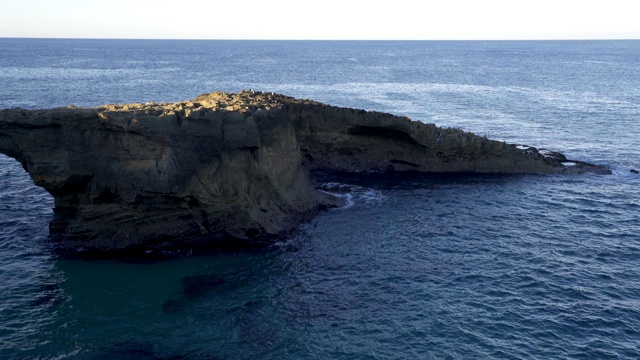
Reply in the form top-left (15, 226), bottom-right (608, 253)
top-left (0, 39), bottom-right (639, 359)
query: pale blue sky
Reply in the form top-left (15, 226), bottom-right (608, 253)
top-left (0, 0), bottom-right (638, 40)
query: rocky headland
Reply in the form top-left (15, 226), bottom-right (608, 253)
top-left (0, 91), bottom-right (610, 254)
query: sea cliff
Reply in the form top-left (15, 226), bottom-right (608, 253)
top-left (0, 91), bottom-right (610, 253)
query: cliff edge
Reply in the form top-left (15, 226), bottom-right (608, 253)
top-left (0, 91), bottom-right (610, 252)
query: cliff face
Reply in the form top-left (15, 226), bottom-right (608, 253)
top-left (0, 95), bottom-right (329, 250)
top-left (0, 91), bottom-right (609, 251)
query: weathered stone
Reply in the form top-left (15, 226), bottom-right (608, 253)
top-left (0, 91), bottom-right (611, 252)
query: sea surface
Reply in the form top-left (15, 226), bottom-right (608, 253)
top-left (0, 39), bottom-right (639, 359)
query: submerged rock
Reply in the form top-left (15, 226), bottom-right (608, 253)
top-left (0, 91), bottom-right (610, 252)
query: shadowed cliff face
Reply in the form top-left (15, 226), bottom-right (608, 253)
top-left (0, 91), bottom-right (610, 252)
top-left (291, 103), bottom-right (543, 173)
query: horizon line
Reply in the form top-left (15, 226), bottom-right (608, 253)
top-left (2, 36), bottom-right (640, 42)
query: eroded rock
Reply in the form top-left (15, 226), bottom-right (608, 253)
top-left (0, 91), bottom-right (611, 252)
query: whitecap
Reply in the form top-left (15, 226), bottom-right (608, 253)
top-left (319, 182), bottom-right (386, 209)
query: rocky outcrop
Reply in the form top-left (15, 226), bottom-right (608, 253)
top-left (286, 101), bottom-right (608, 175)
top-left (0, 91), bottom-right (610, 252)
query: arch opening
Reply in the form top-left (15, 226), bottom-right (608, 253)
top-left (0, 153), bottom-right (54, 245)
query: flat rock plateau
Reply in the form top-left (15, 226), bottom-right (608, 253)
top-left (0, 91), bottom-right (610, 254)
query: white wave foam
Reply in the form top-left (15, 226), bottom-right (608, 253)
top-left (319, 182), bottom-right (386, 209)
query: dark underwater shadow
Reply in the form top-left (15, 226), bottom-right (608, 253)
top-left (50, 232), bottom-right (281, 264)
top-left (162, 273), bottom-right (227, 314)
top-left (311, 169), bottom-right (532, 191)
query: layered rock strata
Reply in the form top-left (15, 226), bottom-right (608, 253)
top-left (0, 91), bottom-right (609, 251)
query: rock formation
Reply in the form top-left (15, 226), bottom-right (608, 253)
top-left (0, 91), bottom-right (610, 253)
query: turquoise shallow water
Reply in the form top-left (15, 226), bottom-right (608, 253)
top-left (1, 40), bottom-right (639, 359)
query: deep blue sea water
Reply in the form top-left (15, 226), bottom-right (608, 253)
top-left (1, 39), bottom-right (639, 359)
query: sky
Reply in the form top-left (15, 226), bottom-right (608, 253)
top-left (0, 0), bottom-right (638, 40)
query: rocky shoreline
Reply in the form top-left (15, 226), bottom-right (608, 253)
top-left (0, 91), bottom-right (610, 254)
